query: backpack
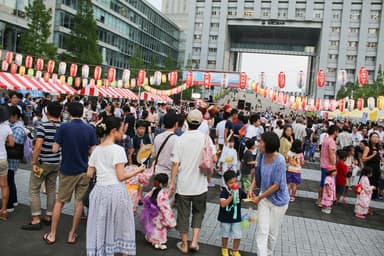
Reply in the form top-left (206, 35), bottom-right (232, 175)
top-left (23, 134), bottom-right (33, 163)
top-left (199, 135), bottom-right (214, 176)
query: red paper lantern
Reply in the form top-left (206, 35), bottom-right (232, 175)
top-left (103, 79), bottom-right (109, 88)
top-left (10, 63), bottom-right (17, 74)
top-left (317, 70), bottom-right (326, 87)
top-left (36, 58), bottom-right (44, 71)
top-left (169, 71), bottom-right (178, 86)
top-left (6, 52), bottom-right (13, 64)
top-left (43, 72), bottom-right (50, 82)
top-left (301, 97), bottom-right (307, 111)
top-left (278, 72), bottom-right (286, 89)
top-left (329, 99), bottom-right (337, 112)
top-left (357, 98), bottom-right (364, 111)
top-left (272, 90), bottom-right (278, 102)
top-left (70, 64), bottom-right (78, 77)
top-left (47, 60), bottom-right (55, 73)
top-left (1, 60), bottom-right (8, 71)
top-left (138, 69), bottom-right (146, 87)
top-left (203, 72), bottom-right (211, 89)
top-left (131, 78), bottom-right (136, 88)
top-left (358, 67), bottom-right (368, 86)
top-left (283, 93), bottom-right (289, 105)
top-left (25, 56), bottom-right (33, 69)
top-left (339, 99), bottom-right (346, 112)
top-left (94, 66), bottom-right (102, 81)
top-left (239, 72), bottom-right (247, 90)
top-left (263, 87), bottom-right (268, 98)
top-left (75, 77), bottom-right (81, 88)
top-left (186, 71), bottom-right (194, 87)
top-left (315, 98), bottom-right (321, 110)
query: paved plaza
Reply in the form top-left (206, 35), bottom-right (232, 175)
top-left (1, 162), bottom-right (384, 256)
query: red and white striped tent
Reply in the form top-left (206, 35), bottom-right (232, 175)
top-left (78, 85), bottom-right (104, 97)
top-left (141, 91), bottom-right (173, 103)
top-left (0, 72), bottom-right (77, 95)
top-left (114, 88), bottom-right (139, 100)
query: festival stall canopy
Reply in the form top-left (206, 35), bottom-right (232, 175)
top-left (78, 85), bottom-right (104, 97)
top-left (140, 91), bottom-right (173, 103)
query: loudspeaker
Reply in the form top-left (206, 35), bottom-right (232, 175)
top-left (237, 100), bottom-right (245, 110)
top-left (245, 102), bottom-right (251, 111)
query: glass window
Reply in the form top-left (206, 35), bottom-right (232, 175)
top-left (208, 60), bottom-right (216, 65)
top-left (349, 27), bottom-right (359, 34)
top-left (371, 10), bottom-right (380, 20)
top-left (228, 7), bottom-right (237, 16)
top-left (195, 22), bottom-right (203, 29)
top-left (331, 27), bottom-right (340, 33)
top-left (329, 40), bottom-right (339, 47)
top-left (350, 10), bottom-right (361, 21)
top-left (367, 42), bottom-right (378, 48)
top-left (332, 11), bottom-right (341, 20)
top-left (194, 34), bottom-right (202, 40)
top-left (278, 8), bottom-right (288, 18)
top-left (211, 7), bottom-right (220, 16)
top-left (295, 8), bottom-right (305, 18)
top-left (196, 7), bottom-right (204, 16)
top-left (328, 54), bottom-right (338, 60)
top-left (210, 35), bottom-right (218, 41)
top-left (368, 28), bottom-right (378, 35)
top-left (210, 23), bottom-right (219, 29)
top-left (348, 41), bottom-right (358, 47)
top-left (261, 8), bottom-right (270, 18)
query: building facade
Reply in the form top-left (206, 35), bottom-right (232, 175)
top-left (163, 0), bottom-right (384, 99)
top-left (0, 0), bottom-right (180, 75)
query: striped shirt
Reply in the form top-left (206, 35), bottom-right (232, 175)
top-left (36, 121), bottom-right (61, 164)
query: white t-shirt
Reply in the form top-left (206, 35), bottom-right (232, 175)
top-left (219, 145), bottom-right (238, 172)
top-left (198, 120), bottom-right (209, 136)
top-left (216, 120), bottom-right (226, 145)
top-left (245, 124), bottom-right (264, 140)
top-left (171, 130), bottom-right (216, 196)
top-left (0, 122), bottom-right (13, 160)
top-left (88, 144), bottom-right (128, 186)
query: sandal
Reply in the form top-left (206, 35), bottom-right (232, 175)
top-left (176, 241), bottom-right (188, 254)
top-left (67, 233), bottom-right (78, 244)
top-left (0, 210), bottom-right (7, 220)
top-left (190, 244), bottom-right (200, 252)
top-left (153, 243), bottom-right (167, 250)
top-left (43, 233), bottom-right (55, 245)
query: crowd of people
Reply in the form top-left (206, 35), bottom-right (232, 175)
top-left (0, 90), bottom-right (383, 256)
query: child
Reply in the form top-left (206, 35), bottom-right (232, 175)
top-left (218, 171), bottom-right (247, 256)
top-left (336, 150), bottom-right (349, 203)
top-left (240, 139), bottom-right (257, 192)
top-left (342, 146), bottom-right (360, 201)
top-left (141, 173), bottom-right (176, 250)
top-left (286, 139), bottom-right (305, 202)
top-left (219, 136), bottom-right (238, 185)
top-left (321, 167), bottom-right (336, 214)
top-left (355, 167), bottom-right (376, 219)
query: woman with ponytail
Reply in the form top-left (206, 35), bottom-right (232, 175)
top-left (140, 173), bottom-right (176, 250)
top-left (86, 116), bottom-right (145, 256)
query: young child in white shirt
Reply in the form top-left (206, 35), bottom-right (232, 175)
top-left (219, 136), bottom-right (238, 186)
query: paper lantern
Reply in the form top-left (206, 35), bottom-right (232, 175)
top-left (47, 60), bottom-right (55, 73)
top-left (82, 78), bottom-right (88, 88)
top-left (154, 71), bottom-right (162, 86)
top-left (358, 67), bottom-right (368, 86)
top-left (277, 72), bottom-right (286, 89)
top-left (297, 71), bottom-right (305, 89)
top-left (103, 79), bottom-right (109, 88)
top-left (295, 96), bottom-right (302, 110)
top-left (97, 80), bottom-right (102, 88)
top-left (368, 97), bottom-right (375, 110)
top-left (169, 71), bottom-right (178, 86)
top-left (278, 92), bottom-right (284, 104)
top-left (323, 99), bottom-right (329, 111)
top-left (122, 69), bottom-right (130, 83)
top-left (82, 65), bottom-right (89, 79)
top-left (36, 58), bottom-right (44, 71)
top-left (161, 74), bottom-right (167, 83)
top-left (186, 71), bottom-right (194, 87)
top-left (301, 97), bottom-right (307, 111)
top-left (149, 76), bottom-right (155, 86)
top-left (239, 72), bottom-right (247, 90)
top-left (58, 62), bottom-right (67, 75)
top-left (94, 66), bottom-right (102, 81)
top-left (52, 73), bottom-right (58, 83)
top-left (272, 90), bottom-right (278, 102)
top-left (308, 98), bottom-right (315, 110)
top-left (131, 78), bottom-right (136, 88)
top-left (259, 72), bottom-right (266, 88)
top-left (124, 81), bottom-right (129, 89)
top-left (253, 82), bottom-right (259, 93)
top-left (110, 81), bottom-right (116, 88)
top-left (117, 80), bottom-right (123, 88)
top-left (315, 98), bottom-right (321, 110)
top-left (203, 72), bottom-right (211, 89)
top-left (6, 52), bottom-right (13, 64)
top-left (338, 69), bottom-right (347, 87)
top-left (348, 99), bottom-right (355, 111)
top-left (1, 60), bottom-right (8, 71)
top-left (263, 87), bottom-right (269, 98)
top-left (108, 67), bottom-right (116, 83)
top-left (70, 64), bottom-right (78, 77)
top-left (317, 70), bottom-right (326, 87)
top-left (25, 56), bottom-right (33, 69)
top-left (289, 95), bottom-right (295, 106)
top-left (329, 99), bottom-right (337, 112)
top-left (138, 69), bottom-right (146, 87)
top-left (15, 54), bottom-right (22, 66)
top-left (75, 77), bottom-right (81, 88)
top-left (10, 63), bottom-right (17, 74)
top-left (283, 93), bottom-right (289, 105)
top-left (35, 71), bottom-right (42, 80)
top-left (43, 72), bottom-right (50, 82)
top-left (67, 76), bottom-right (73, 86)
top-left (27, 69), bottom-right (34, 78)
top-left (89, 79), bottom-right (95, 87)
top-left (357, 98), bottom-right (364, 111)
top-left (377, 96), bottom-right (384, 110)
top-left (268, 88), bottom-right (274, 99)
top-left (60, 75), bottom-right (66, 85)
top-left (19, 66), bottom-right (26, 76)
top-left (339, 99), bottom-right (346, 112)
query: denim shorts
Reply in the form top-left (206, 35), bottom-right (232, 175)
top-left (320, 168), bottom-right (327, 187)
top-left (220, 222), bottom-right (242, 239)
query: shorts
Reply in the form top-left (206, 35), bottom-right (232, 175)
top-left (220, 222), bottom-right (242, 239)
top-left (57, 173), bottom-right (90, 203)
top-left (320, 168), bottom-right (327, 187)
top-left (336, 185), bottom-right (345, 195)
top-left (175, 192), bottom-right (207, 233)
top-left (286, 171), bottom-right (301, 184)
top-left (0, 159), bottom-right (8, 176)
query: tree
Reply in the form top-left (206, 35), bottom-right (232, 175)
top-left (62, 0), bottom-right (101, 65)
top-left (129, 47), bottom-right (145, 77)
top-left (149, 56), bottom-right (158, 71)
top-left (20, 0), bottom-right (56, 58)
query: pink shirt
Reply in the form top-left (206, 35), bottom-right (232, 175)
top-left (320, 136), bottom-right (336, 168)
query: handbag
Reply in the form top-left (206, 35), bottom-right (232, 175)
top-left (153, 133), bottom-right (174, 173)
top-left (6, 143), bottom-right (24, 160)
top-left (199, 135), bottom-right (214, 176)
top-left (82, 175), bottom-right (96, 208)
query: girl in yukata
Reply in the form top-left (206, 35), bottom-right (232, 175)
top-left (355, 167), bottom-right (376, 219)
top-left (125, 165), bottom-right (153, 213)
top-left (141, 173), bottom-right (176, 250)
top-left (321, 167), bottom-right (337, 214)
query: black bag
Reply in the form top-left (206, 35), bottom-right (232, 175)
top-left (6, 143), bottom-right (24, 160)
top-left (82, 175), bottom-right (96, 208)
top-left (346, 170), bottom-right (353, 178)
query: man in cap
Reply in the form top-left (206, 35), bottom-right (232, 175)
top-left (170, 109), bottom-right (216, 254)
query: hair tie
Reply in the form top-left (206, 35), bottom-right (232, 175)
top-left (98, 123), bottom-right (107, 131)
top-left (154, 181), bottom-right (160, 187)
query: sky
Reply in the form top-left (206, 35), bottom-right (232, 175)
top-left (147, 0), bottom-right (308, 92)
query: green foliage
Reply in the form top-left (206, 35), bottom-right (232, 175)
top-left (129, 47), bottom-right (145, 78)
top-left (20, 0), bottom-right (56, 58)
top-left (62, 0), bottom-right (101, 65)
top-left (336, 67), bottom-right (384, 107)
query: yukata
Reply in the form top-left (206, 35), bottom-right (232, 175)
top-left (355, 176), bottom-right (374, 215)
top-left (125, 165), bottom-right (153, 213)
top-left (140, 188), bottom-right (176, 245)
top-left (321, 176), bottom-right (336, 207)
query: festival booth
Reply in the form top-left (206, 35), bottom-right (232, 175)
top-left (140, 91), bottom-right (173, 104)
top-left (77, 85), bottom-right (139, 100)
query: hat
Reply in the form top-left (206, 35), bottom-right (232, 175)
top-left (223, 104), bottom-right (232, 113)
top-left (187, 109), bottom-right (203, 125)
top-left (136, 144), bottom-right (153, 164)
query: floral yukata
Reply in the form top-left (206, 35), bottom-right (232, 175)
top-left (355, 176), bottom-right (374, 215)
top-left (125, 165), bottom-right (153, 213)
